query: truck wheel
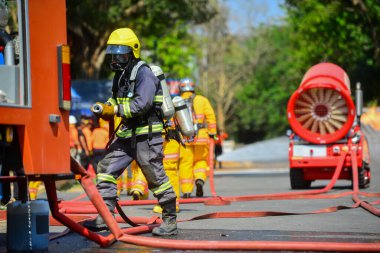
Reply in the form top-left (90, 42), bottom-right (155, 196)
top-left (290, 168), bottom-right (311, 189)
top-left (358, 161), bottom-right (370, 189)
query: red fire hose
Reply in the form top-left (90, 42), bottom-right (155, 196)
top-left (44, 153), bottom-right (380, 252)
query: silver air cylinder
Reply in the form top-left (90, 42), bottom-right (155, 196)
top-left (150, 65), bottom-right (175, 120)
top-left (172, 96), bottom-right (195, 137)
top-left (355, 82), bottom-right (363, 117)
top-left (4, 41), bottom-right (14, 65)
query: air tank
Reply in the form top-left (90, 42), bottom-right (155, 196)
top-left (150, 65), bottom-right (175, 120)
top-left (172, 96), bottom-right (195, 137)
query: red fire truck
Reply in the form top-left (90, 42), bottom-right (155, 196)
top-left (0, 0), bottom-right (71, 200)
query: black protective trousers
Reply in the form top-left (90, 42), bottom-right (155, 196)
top-left (96, 134), bottom-right (176, 205)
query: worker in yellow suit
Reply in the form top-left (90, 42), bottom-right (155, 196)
top-left (179, 78), bottom-right (217, 198)
top-left (130, 161), bottom-right (149, 200)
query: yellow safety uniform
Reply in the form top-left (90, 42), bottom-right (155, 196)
top-left (179, 91), bottom-right (217, 195)
top-left (130, 160), bottom-right (150, 200)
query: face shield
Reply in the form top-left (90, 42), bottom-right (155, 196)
top-left (106, 45), bottom-right (132, 55)
top-left (106, 45), bottom-right (132, 71)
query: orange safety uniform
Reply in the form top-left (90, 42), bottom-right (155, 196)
top-left (81, 126), bottom-right (93, 152)
top-left (70, 124), bottom-right (81, 154)
top-left (91, 119), bottom-right (109, 171)
top-left (179, 91), bottom-right (217, 195)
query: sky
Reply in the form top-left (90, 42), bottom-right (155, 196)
top-left (225, 0), bottom-right (286, 34)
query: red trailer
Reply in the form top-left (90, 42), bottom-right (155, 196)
top-left (287, 63), bottom-right (370, 189)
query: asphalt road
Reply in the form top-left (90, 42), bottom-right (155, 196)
top-left (0, 126), bottom-right (379, 252)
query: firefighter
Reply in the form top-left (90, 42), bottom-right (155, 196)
top-left (69, 115), bottom-right (81, 162)
top-left (84, 28), bottom-right (177, 236)
top-left (77, 116), bottom-right (93, 170)
top-left (179, 78), bottom-right (217, 197)
top-left (130, 75), bottom-right (182, 213)
top-left (130, 161), bottom-right (149, 200)
top-left (91, 119), bottom-right (109, 171)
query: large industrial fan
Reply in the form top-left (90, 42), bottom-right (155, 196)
top-left (287, 62), bottom-right (355, 144)
top-left (287, 63), bottom-right (370, 189)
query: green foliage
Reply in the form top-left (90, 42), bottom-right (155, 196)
top-left (67, 0), bottom-right (380, 144)
top-left (232, 0), bottom-right (380, 143)
top-left (231, 25), bottom-right (304, 142)
top-left (285, 0), bottom-right (380, 103)
top-left (144, 22), bottom-right (198, 79)
top-left (66, 0), bottom-right (215, 79)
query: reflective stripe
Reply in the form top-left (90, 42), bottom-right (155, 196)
top-left (194, 137), bottom-right (209, 143)
top-left (180, 179), bottom-right (193, 184)
top-left (196, 114), bottom-right (205, 120)
top-left (122, 102), bottom-right (132, 118)
top-left (154, 95), bottom-right (163, 103)
top-left (208, 123), bottom-right (217, 128)
top-left (116, 123), bottom-right (163, 138)
top-left (164, 153), bottom-right (180, 160)
top-left (134, 180), bottom-right (147, 186)
top-left (107, 98), bottom-right (117, 106)
top-left (151, 181), bottom-right (172, 195)
top-left (97, 173), bottom-right (117, 184)
top-left (117, 97), bottom-right (130, 103)
top-left (194, 168), bottom-right (206, 173)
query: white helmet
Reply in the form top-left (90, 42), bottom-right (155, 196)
top-left (179, 78), bottom-right (195, 93)
top-left (69, 115), bottom-right (77, 125)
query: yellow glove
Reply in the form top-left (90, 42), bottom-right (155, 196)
top-left (91, 102), bottom-right (117, 120)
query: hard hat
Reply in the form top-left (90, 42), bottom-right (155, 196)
top-left (179, 78), bottom-right (195, 93)
top-left (69, 115), bottom-right (77, 125)
top-left (106, 28), bottom-right (140, 59)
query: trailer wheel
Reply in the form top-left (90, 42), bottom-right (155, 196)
top-left (290, 168), bottom-right (311, 189)
top-left (358, 161), bottom-right (370, 189)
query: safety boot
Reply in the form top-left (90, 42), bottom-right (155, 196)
top-left (182, 193), bottom-right (191, 199)
top-left (152, 200), bottom-right (178, 236)
top-left (132, 190), bottom-right (142, 200)
top-left (195, 179), bottom-right (204, 197)
top-left (83, 198), bottom-right (116, 231)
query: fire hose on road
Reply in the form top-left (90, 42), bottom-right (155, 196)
top-left (45, 147), bottom-right (380, 252)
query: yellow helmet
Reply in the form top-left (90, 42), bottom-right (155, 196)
top-left (106, 28), bottom-right (140, 59)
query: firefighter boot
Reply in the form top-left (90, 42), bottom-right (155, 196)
top-left (196, 179), bottom-right (204, 197)
top-left (132, 190), bottom-right (142, 200)
top-left (152, 200), bottom-right (178, 236)
top-left (83, 198), bottom-right (116, 231)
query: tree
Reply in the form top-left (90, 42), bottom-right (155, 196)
top-left (195, 1), bottom-right (266, 133)
top-left (232, 24), bottom-right (304, 143)
top-left (285, 0), bottom-right (380, 104)
top-left (66, 0), bottom-right (216, 79)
